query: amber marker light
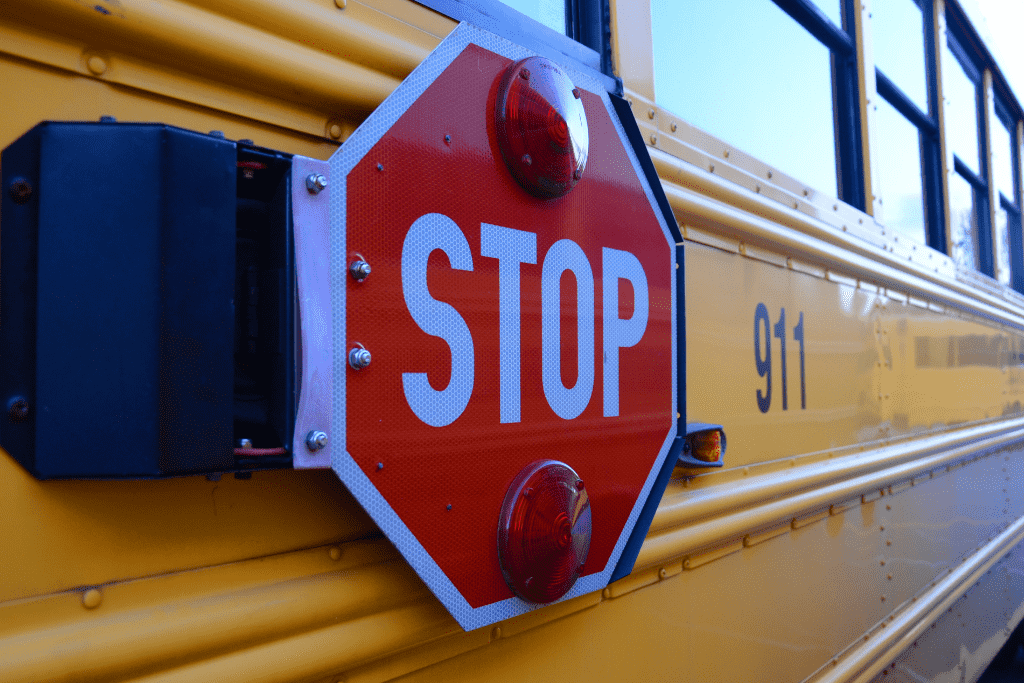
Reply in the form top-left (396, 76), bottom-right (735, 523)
top-left (691, 430), bottom-right (723, 463)
top-left (498, 460), bottom-right (592, 603)
top-left (679, 423), bottom-right (727, 468)
top-left (494, 56), bottom-right (589, 199)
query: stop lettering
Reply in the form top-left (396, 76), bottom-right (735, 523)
top-left (401, 214), bottom-right (648, 426)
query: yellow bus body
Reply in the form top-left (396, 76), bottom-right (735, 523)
top-left (1, 1), bottom-right (1022, 682)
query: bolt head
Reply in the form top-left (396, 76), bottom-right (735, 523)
top-left (306, 173), bottom-right (328, 194)
top-left (7, 396), bottom-right (29, 422)
top-left (9, 178), bottom-right (32, 204)
top-left (348, 347), bottom-right (372, 370)
top-left (306, 430), bottom-right (329, 452)
top-left (349, 260), bottom-right (372, 281)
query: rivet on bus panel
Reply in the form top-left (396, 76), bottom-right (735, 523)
top-left (86, 54), bottom-right (107, 75)
top-left (82, 589), bottom-right (102, 609)
top-left (328, 547), bottom-right (341, 561)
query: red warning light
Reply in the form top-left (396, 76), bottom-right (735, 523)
top-left (494, 56), bottom-right (589, 199)
top-left (498, 460), bottom-right (592, 603)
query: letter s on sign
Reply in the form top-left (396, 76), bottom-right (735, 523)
top-left (401, 213), bottom-right (475, 427)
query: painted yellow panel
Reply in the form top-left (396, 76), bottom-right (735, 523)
top-left (1, 1), bottom-right (1024, 682)
top-left (686, 239), bottom-right (1024, 470)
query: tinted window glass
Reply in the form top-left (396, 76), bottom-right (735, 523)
top-left (873, 0), bottom-right (928, 112)
top-left (993, 114), bottom-right (1015, 201)
top-left (949, 171), bottom-right (982, 271)
top-left (496, 0), bottom-right (565, 34)
top-left (652, 0), bottom-right (838, 194)
top-left (995, 201), bottom-right (1010, 284)
top-left (943, 40), bottom-right (980, 172)
top-left (874, 97), bottom-right (926, 243)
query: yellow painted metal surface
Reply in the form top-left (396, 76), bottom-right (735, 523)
top-left (2, 0), bottom-right (1024, 681)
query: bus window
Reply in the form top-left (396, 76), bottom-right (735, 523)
top-left (651, 0), bottom-right (847, 201)
top-left (993, 102), bottom-right (1021, 289)
top-left (871, 0), bottom-right (934, 247)
top-left (496, 0), bottom-right (566, 35)
top-left (874, 95), bottom-right (927, 244)
top-left (949, 166), bottom-right (984, 272)
top-left (806, 0), bottom-right (842, 27)
top-left (943, 28), bottom-right (992, 276)
top-left (873, 0), bottom-right (928, 113)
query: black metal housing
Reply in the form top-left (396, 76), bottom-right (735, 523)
top-left (0, 121), bottom-right (295, 478)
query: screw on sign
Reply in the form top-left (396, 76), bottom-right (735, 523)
top-left (326, 23), bottom-right (677, 630)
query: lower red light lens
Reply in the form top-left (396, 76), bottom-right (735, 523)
top-left (498, 460), bottom-right (592, 603)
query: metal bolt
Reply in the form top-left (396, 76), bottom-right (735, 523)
top-left (306, 430), bottom-right (328, 452)
top-left (209, 130), bottom-right (225, 138)
top-left (306, 173), bottom-right (328, 194)
top-left (7, 396), bottom-right (29, 421)
top-left (444, 134), bottom-right (451, 144)
top-left (572, 88), bottom-right (581, 99)
top-left (520, 68), bottom-right (530, 81)
top-left (376, 462), bottom-right (383, 470)
top-left (9, 178), bottom-right (32, 204)
top-left (99, 115), bottom-right (117, 123)
top-left (349, 260), bottom-right (372, 281)
top-left (521, 154), bottom-right (532, 166)
top-left (348, 347), bottom-right (372, 370)
top-left (238, 438), bottom-right (253, 448)
top-left (446, 504), bottom-right (452, 511)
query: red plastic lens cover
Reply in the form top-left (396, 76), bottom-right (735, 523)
top-left (494, 56), bottom-right (589, 199)
top-left (498, 460), bottom-right (592, 603)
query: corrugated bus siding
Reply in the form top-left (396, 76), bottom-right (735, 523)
top-left (1, 0), bottom-right (1023, 681)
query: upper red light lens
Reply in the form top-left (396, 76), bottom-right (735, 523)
top-left (498, 460), bottom-right (592, 603)
top-left (494, 57), bottom-right (589, 199)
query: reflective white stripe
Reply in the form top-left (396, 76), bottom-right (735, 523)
top-left (602, 247), bottom-right (649, 417)
top-left (401, 213), bottom-right (475, 427)
top-left (541, 239), bottom-right (595, 420)
top-left (480, 223), bottom-right (537, 424)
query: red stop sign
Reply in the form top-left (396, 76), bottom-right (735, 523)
top-left (327, 24), bottom-right (677, 630)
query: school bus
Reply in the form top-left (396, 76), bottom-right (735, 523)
top-left (1, 0), bottom-right (1023, 682)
